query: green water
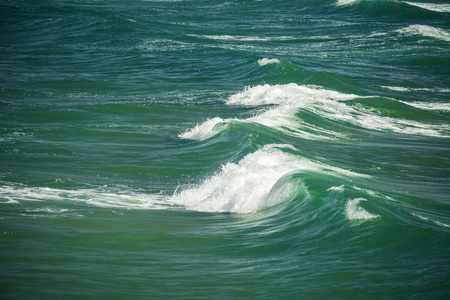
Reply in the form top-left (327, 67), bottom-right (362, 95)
top-left (1, 0), bottom-right (449, 299)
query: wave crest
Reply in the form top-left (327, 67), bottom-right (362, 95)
top-left (396, 25), bottom-right (450, 42)
top-left (345, 198), bottom-right (379, 220)
top-left (169, 144), bottom-right (314, 213)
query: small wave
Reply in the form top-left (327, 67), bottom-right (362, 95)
top-left (226, 83), bottom-right (357, 106)
top-left (0, 185), bottom-right (166, 210)
top-left (20, 207), bottom-right (84, 218)
top-left (179, 117), bottom-right (227, 140)
top-left (336, 0), bottom-right (360, 6)
top-left (401, 101), bottom-right (450, 112)
top-left (403, 2), bottom-right (450, 13)
top-left (382, 86), bottom-right (450, 93)
top-left (327, 185), bottom-right (345, 192)
top-left (345, 198), bottom-right (378, 220)
top-left (191, 34), bottom-right (294, 42)
top-left (411, 212), bottom-right (450, 228)
top-left (258, 58), bottom-right (281, 66)
top-left (396, 25), bottom-right (450, 42)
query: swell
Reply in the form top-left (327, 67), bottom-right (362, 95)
top-left (180, 81), bottom-right (450, 142)
top-left (335, 0), bottom-right (449, 18)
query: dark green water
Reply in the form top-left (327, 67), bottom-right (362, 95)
top-left (1, 0), bottom-right (449, 299)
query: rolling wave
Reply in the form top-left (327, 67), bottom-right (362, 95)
top-left (181, 80), bottom-right (450, 141)
top-left (403, 2), bottom-right (450, 13)
top-left (338, 0), bottom-right (450, 13)
top-left (170, 144), bottom-right (369, 213)
top-left (396, 24), bottom-right (450, 42)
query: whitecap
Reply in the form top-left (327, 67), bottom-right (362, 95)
top-left (383, 86), bottom-right (450, 93)
top-left (336, 0), bottom-right (360, 6)
top-left (434, 220), bottom-right (450, 228)
top-left (191, 34), bottom-right (295, 42)
top-left (180, 83), bottom-right (449, 142)
top-left (258, 58), bottom-right (281, 66)
top-left (226, 83), bottom-right (357, 106)
top-left (403, 2), bottom-right (450, 13)
top-left (0, 185), bottom-right (166, 210)
top-left (170, 144), bottom-right (370, 214)
top-left (169, 144), bottom-right (317, 213)
top-left (327, 185), bottom-right (345, 192)
top-left (396, 25), bottom-right (450, 42)
top-left (400, 101), bottom-right (450, 112)
top-left (179, 117), bottom-right (227, 140)
top-left (345, 198), bottom-right (378, 220)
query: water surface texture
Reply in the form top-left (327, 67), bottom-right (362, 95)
top-left (1, 0), bottom-right (449, 299)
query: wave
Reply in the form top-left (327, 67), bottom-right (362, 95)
top-left (338, 0), bottom-right (450, 13)
top-left (396, 24), bottom-right (450, 42)
top-left (400, 101), bottom-right (450, 112)
top-left (403, 2), bottom-right (450, 13)
top-left (336, 0), bottom-right (360, 6)
top-left (0, 143), bottom-right (369, 215)
top-left (169, 144), bottom-right (368, 213)
top-left (179, 117), bottom-right (228, 141)
top-left (189, 34), bottom-right (295, 42)
top-left (345, 198), bottom-right (379, 220)
top-left (179, 84), bottom-right (358, 141)
top-left (258, 58), bottom-right (281, 66)
top-left (382, 86), bottom-right (450, 93)
top-left (0, 184), bottom-right (166, 210)
top-left (180, 83), bottom-right (450, 141)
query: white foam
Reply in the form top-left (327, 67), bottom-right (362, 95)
top-left (327, 185), bottom-right (345, 192)
top-left (336, 0), bottom-right (360, 6)
top-left (381, 86), bottom-right (411, 92)
top-left (180, 83), bottom-right (449, 142)
top-left (170, 144), bottom-right (370, 213)
top-left (180, 84), bottom-right (357, 141)
top-left (434, 220), bottom-right (450, 228)
top-left (396, 25), bottom-right (450, 42)
top-left (345, 198), bottom-right (378, 220)
top-left (0, 185), bottom-right (166, 210)
top-left (179, 117), bottom-right (227, 140)
top-left (411, 212), bottom-right (450, 228)
top-left (226, 83), bottom-right (357, 106)
top-left (404, 2), bottom-right (450, 13)
top-left (195, 35), bottom-right (294, 42)
top-left (258, 58), bottom-right (281, 66)
top-left (233, 84), bottom-right (450, 137)
top-left (401, 101), bottom-right (450, 112)
top-left (169, 144), bottom-right (316, 213)
top-left (26, 207), bottom-right (70, 213)
top-left (382, 86), bottom-right (450, 93)
top-left (0, 145), bottom-right (369, 214)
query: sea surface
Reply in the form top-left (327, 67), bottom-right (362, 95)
top-left (1, 0), bottom-right (449, 299)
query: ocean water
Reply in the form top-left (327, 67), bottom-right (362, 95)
top-left (1, 0), bottom-right (449, 298)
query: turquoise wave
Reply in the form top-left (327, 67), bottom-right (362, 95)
top-left (1, 0), bottom-right (449, 299)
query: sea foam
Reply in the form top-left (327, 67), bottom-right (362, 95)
top-left (396, 25), bottom-right (450, 42)
top-left (169, 144), bottom-right (313, 213)
top-left (170, 144), bottom-right (369, 213)
top-left (180, 83), bottom-right (450, 141)
top-left (404, 2), bottom-right (450, 13)
top-left (345, 198), bottom-right (378, 220)
top-left (336, 0), bottom-right (360, 6)
top-left (0, 185), bottom-right (165, 210)
top-left (258, 58), bottom-right (281, 66)
top-left (179, 117), bottom-right (227, 140)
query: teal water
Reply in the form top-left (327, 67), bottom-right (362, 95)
top-left (1, 0), bottom-right (449, 298)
